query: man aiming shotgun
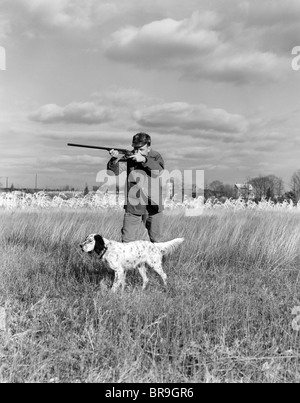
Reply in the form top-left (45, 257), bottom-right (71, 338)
top-left (68, 132), bottom-right (165, 243)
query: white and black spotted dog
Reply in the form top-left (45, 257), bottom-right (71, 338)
top-left (80, 234), bottom-right (184, 292)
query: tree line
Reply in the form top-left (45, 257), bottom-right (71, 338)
top-left (206, 169), bottom-right (300, 203)
top-left (1, 170), bottom-right (300, 203)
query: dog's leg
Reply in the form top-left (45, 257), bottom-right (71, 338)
top-left (138, 265), bottom-right (149, 290)
top-left (153, 263), bottom-right (167, 287)
top-left (111, 269), bottom-right (124, 292)
top-left (121, 270), bottom-right (127, 292)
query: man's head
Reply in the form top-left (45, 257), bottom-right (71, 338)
top-left (132, 132), bottom-right (151, 156)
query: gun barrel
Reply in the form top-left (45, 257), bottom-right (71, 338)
top-left (67, 143), bottom-right (129, 154)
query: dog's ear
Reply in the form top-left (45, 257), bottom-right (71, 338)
top-left (94, 234), bottom-right (105, 255)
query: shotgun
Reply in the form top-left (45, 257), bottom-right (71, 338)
top-left (67, 143), bottom-right (134, 160)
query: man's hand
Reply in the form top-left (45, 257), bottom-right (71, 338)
top-left (109, 149), bottom-right (119, 158)
top-left (128, 153), bottom-right (146, 163)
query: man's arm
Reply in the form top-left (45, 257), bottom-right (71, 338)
top-left (107, 149), bottom-right (126, 175)
top-left (140, 151), bottom-right (164, 177)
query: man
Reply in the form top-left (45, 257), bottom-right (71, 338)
top-left (107, 132), bottom-right (165, 243)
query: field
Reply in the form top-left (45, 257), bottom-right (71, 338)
top-left (1, 193), bottom-right (300, 382)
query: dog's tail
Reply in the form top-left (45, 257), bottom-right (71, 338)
top-left (155, 238), bottom-right (184, 255)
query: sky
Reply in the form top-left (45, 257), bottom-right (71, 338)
top-left (0, 0), bottom-right (300, 191)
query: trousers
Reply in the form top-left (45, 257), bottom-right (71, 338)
top-left (121, 211), bottom-right (163, 243)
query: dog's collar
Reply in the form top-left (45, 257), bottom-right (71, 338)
top-left (98, 246), bottom-right (108, 259)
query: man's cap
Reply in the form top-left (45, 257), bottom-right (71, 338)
top-left (132, 132), bottom-right (151, 148)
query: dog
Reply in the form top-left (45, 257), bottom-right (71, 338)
top-left (80, 234), bottom-right (184, 292)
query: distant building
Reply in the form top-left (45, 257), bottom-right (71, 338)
top-left (234, 183), bottom-right (255, 200)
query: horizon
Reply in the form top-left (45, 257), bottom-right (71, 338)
top-left (1, 0), bottom-right (300, 189)
top-left (0, 172), bottom-right (294, 195)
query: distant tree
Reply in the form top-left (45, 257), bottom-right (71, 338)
top-left (10, 183), bottom-right (15, 192)
top-left (206, 181), bottom-right (235, 199)
top-left (290, 169), bottom-right (300, 201)
top-left (204, 188), bottom-right (216, 200)
top-left (209, 180), bottom-right (224, 192)
top-left (280, 191), bottom-right (296, 204)
top-left (208, 180), bottom-right (225, 197)
top-left (83, 184), bottom-right (89, 196)
top-left (250, 176), bottom-right (269, 199)
top-left (223, 184), bottom-right (236, 198)
top-left (267, 175), bottom-right (284, 197)
top-left (248, 174), bottom-right (283, 200)
top-left (266, 187), bottom-right (273, 200)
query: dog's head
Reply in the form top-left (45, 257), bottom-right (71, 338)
top-left (80, 234), bottom-right (106, 255)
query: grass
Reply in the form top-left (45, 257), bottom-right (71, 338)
top-left (1, 208), bottom-right (300, 382)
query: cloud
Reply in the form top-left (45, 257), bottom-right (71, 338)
top-left (29, 102), bottom-right (115, 125)
top-left (234, 0), bottom-right (300, 55)
top-left (133, 102), bottom-right (248, 136)
top-left (243, 0), bottom-right (300, 28)
top-left (37, 154), bottom-right (101, 166)
top-left (0, 16), bottom-right (11, 39)
top-left (105, 11), bottom-right (220, 65)
top-left (105, 10), bottom-right (287, 84)
top-left (9, 0), bottom-right (118, 31)
top-left (184, 50), bottom-right (284, 84)
top-left (92, 87), bottom-right (160, 107)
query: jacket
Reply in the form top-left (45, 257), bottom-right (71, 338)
top-left (107, 149), bottom-right (165, 215)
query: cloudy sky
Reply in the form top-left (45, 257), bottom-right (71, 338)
top-left (0, 0), bottom-right (299, 190)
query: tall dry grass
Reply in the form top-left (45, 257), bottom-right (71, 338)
top-left (0, 208), bottom-right (300, 382)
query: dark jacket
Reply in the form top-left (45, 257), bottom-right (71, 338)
top-left (107, 149), bottom-right (165, 215)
